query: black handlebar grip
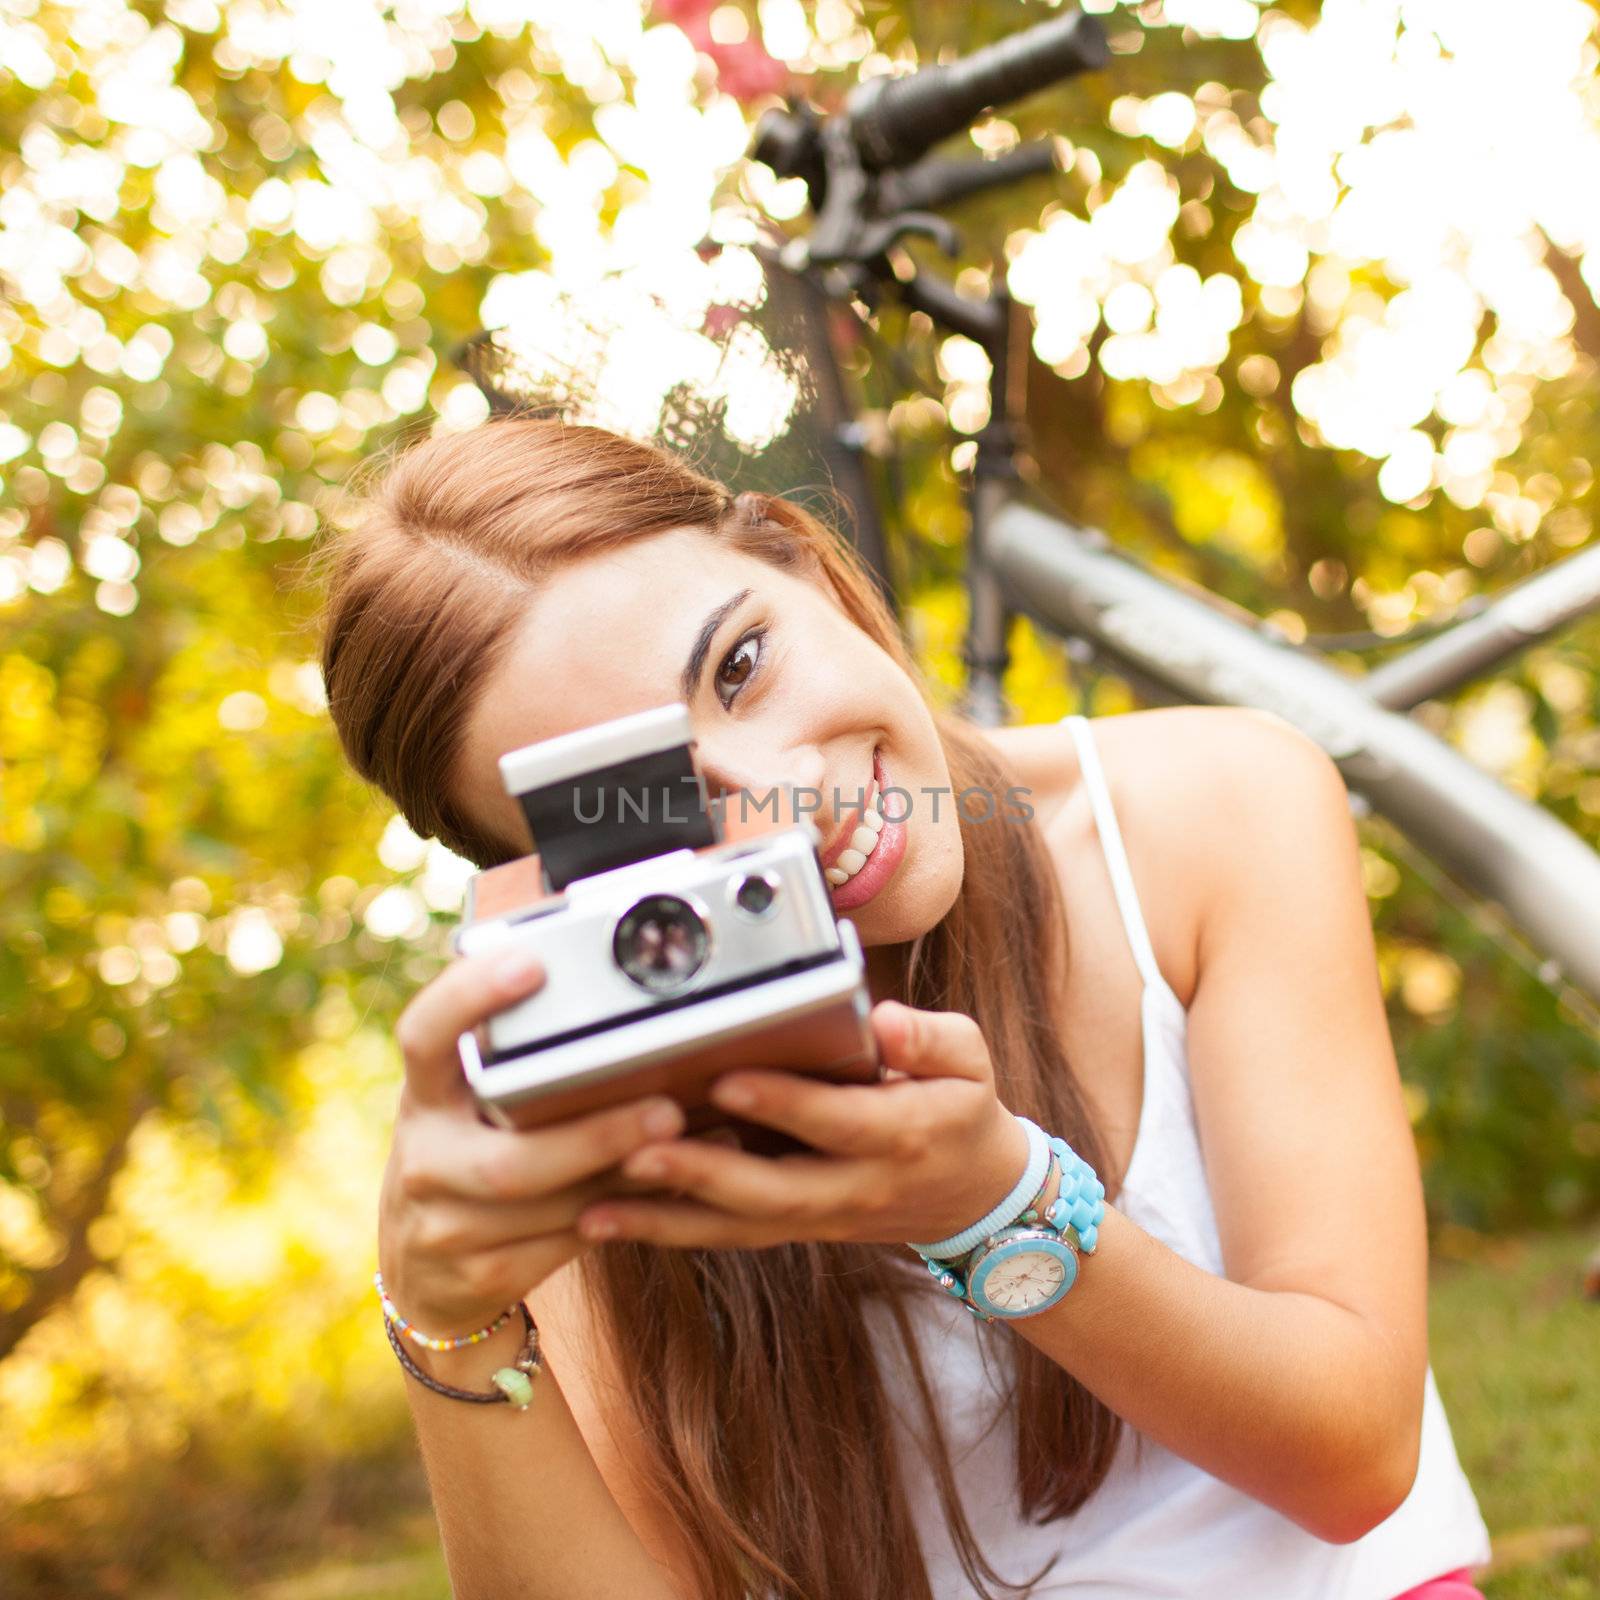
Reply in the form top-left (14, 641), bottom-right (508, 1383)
top-left (844, 11), bottom-right (1109, 173)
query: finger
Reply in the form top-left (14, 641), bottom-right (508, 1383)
top-left (596, 1125), bottom-right (748, 1196)
top-left (576, 1196), bottom-right (792, 1251)
top-left (401, 1093), bottom-right (686, 1203)
top-left (868, 1000), bottom-right (991, 1084)
top-left (707, 1069), bottom-right (917, 1156)
top-left (395, 946), bottom-right (548, 1107)
top-left (612, 1135), bottom-right (856, 1220)
top-left (409, 1169), bottom-right (645, 1256)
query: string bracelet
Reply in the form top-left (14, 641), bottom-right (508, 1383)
top-left (383, 1299), bottom-right (544, 1410)
top-left (1015, 1144), bottom-right (1062, 1227)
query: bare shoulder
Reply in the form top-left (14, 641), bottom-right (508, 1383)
top-left (1086, 704), bottom-right (1342, 798)
top-left (982, 706), bottom-right (1351, 1004)
top-left (989, 703), bottom-right (1344, 838)
top-left (528, 1262), bottom-right (704, 1592)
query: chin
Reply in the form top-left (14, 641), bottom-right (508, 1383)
top-left (849, 822), bottom-right (964, 947)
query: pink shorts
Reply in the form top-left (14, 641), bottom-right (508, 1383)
top-left (1392, 1570), bottom-right (1485, 1600)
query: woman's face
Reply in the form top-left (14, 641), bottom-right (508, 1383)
top-left (452, 526), bottom-right (964, 964)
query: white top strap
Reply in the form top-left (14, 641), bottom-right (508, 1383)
top-left (1063, 714), bottom-right (1167, 995)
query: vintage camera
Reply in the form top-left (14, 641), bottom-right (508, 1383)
top-left (453, 702), bottom-right (881, 1150)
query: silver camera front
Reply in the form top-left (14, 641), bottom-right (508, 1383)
top-left (451, 703), bottom-right (879, 1136)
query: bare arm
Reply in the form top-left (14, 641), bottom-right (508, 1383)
top-left (1013, 709), bottom-right (1426, 1542)
top-left (380, 948), bottom-right (693, 1600)
top-left (1012, 1206), bottom-right (1420, 1543)
top-left (401, 1326), bottom-right (683, 1600)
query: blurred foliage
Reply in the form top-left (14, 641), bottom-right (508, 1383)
top-left (0, 0), bottom-right (1598, 1593)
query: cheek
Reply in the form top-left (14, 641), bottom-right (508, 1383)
top-left (887, 810), bottom-right (965, 940)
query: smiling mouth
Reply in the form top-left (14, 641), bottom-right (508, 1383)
top-left (822, 787), bottom-right (887, 887)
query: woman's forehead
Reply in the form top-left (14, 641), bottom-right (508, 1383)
top-left (456, 532), bottom-right (780, 798)
top-left (511, 530), bottom-right (771, 675)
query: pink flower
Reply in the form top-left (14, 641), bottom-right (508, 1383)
top-left (650, 0), bottom-right (791, 105)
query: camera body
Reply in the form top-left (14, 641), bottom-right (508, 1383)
top-left (453, 702), bottom-right (880, 1146)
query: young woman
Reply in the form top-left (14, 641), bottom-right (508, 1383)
top-left (318, 415), bottom-right (1491, 1600)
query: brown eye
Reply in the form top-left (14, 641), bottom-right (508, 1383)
top-left (715, 630), bottom-right (765, 708)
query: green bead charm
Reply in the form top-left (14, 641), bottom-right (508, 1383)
top-left (491, 1366), bottom-right (536, 1409)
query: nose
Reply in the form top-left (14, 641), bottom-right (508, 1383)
top-left (694, 732), bottom-right (827, 826)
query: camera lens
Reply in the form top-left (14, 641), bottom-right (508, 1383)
top-left (613, 894), bottom-right (710, 994)
top-left (733, 872), bottom-right (779, 917)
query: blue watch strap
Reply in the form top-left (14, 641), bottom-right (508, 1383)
top-left (926, 1133), bottom-right (1107, 1323)
top-left (909, 1116), bottom-right (1050, 1261)
top-left (1043, 1134), bottom-right (1106, 1255)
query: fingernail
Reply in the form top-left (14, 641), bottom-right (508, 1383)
top-left (625, 1151), bottom-right (666, 1180)
top-left (580, 1214), bottom-right (617, 1240)
top-left (495, 949), bottom-right (543, 991)
top-left (712, 1080), bottom-right (753, 1111)
top-left (642, 1100), bottom-right (683, 1138)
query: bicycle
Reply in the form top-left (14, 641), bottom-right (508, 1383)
top-left (457, 8), bottom-right (1600, 1016)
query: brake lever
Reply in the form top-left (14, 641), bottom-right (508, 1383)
top-left (855, 210), bottom-right (963, 260)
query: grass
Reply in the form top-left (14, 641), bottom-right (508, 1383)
top-left (1430, 1227), bottom-right (1600, 1598)
top-left (133, 1229), bottom-right (1598, 1600)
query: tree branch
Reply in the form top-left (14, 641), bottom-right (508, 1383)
top-left (1538, 230), bottom-right (1600, 368)
top-left (0, 1095), bottom-right (149, 1365)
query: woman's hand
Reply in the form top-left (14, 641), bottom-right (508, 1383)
top-left (378, 948), bottom-right (691, 1337)
top-left (573, 1000), bottom-right (1030, 1251)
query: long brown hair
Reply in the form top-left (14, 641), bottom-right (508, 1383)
top-left (315, 416), bottom-right (1121, 1600)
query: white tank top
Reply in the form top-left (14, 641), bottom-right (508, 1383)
top-left (862, 713), bottom-right (1491, 1599)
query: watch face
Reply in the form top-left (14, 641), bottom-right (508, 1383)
top-left (970, 1236), bottom-right (1078, 1317)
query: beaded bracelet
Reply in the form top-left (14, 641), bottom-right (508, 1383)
top-left (383, 1299), bottom-right (544, 1409)
top-left (374, 1270), bottom-right (518, 1353)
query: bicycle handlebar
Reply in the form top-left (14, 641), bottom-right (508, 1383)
top-left (844, 11), bottom-right (1109, 172)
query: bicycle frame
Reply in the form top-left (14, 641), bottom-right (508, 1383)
top-left (983, 493), bottom-right (1600, 1002)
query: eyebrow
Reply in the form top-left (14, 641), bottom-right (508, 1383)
top-left (680, 587), bottom-right (753, 703)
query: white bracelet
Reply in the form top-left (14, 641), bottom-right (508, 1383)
top-left (908, 1116), bottom-right (1050, 1261)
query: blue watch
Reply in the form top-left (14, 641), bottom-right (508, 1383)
top-left (963, 1220), bottom-right (1080, 1319)
top-left (925, 1136), bottom-right (1105, 1322)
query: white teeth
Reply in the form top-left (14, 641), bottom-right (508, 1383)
top-left (826, 788), bottom-right (891, 890)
